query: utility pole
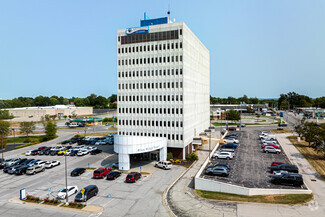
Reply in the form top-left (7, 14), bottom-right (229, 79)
top-left (1, 136), bottom-right (3, 160)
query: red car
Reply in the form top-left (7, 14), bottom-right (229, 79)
top-left (38, 146), bottom-right (47, 150)
top-left (262, 144), bottom-right (280, 149)
top-left (93, 167), bottom-right (112, 179)
top-left (126, 172), bottom-right (141, 183)
top-left (271, 161), bottom-right (285, 167)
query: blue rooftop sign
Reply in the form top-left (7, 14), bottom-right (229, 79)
top-left (141, 17), bottom-right (168, 27)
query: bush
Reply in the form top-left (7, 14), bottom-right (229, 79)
top-left (167, 152), bottom-right (173, 161)
top-left (175, 160), bottom-right (181, 163)
top-left (169, 159), bottom-right (174, 163)
top-left (186, 153), bottom-right (198, 161)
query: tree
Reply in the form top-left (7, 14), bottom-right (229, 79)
top-left (302, 122), bottom-right (319, 147)
top-left (19, 121), bottom-right (36, 137)
top-left (280, 100), bottom-right (289, 110)
top-left (294, 117), bottom-right (306, 138)
top-left (45, 121), bottom-right (57, 140)
top-left (0, 121), bottom-right (10, 152)
top-left (226, 110), bottom-right (241, 122)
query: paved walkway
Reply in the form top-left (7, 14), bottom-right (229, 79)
top-left (166, 132), bottom-right (325, 217)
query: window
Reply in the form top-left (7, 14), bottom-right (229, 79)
top-left (180, 29), bottom-right (182, 35)
top-left (180, 55), bottom-right (182, 62)
top-left (118, 36), bottom-right (120, 41)
top-left (180, 69), bottom-right (183, 75)
top-left (176, 56), bottom-right (178, 62)
top-left (159, 44), bottom-right (162, 50)
top-left (118, 60), bottom-right (120, 65)
top-left (167, 43), bottom-right (170, 49)
top-left (163, 44), bottom-right (166, 50)
top-left (171, 43), bottom-right (174, 49)
top-left (118, 48), bottom-right (120, 54)
top-left (175, 43), bottom-right (178, 49)
top-left (180, 42), bottom-right (182, 48)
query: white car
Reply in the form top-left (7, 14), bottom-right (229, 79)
top-left (25, 151), bottom-right (32, 156)
top-left (30, 160), bottom-right (46, 168)
top-left (77, 149), bottom-right (88, 156)
top-left (273, 170), bottom-right (289, 176)
top-left (45, 160), bottom-right (60, 168)
top-left (65, 149), bottom-right (72, 156)
top-left (263, 146), bottom-right (281, 154)
top-left (56, 186), bottom-right (78, 199)
top-left (95, 141), bottom-right (106, 145)
top-left (87, 146), bottom-right (97, 151)
top-left (224, 138), bottom-right (239, 144)
top-left (155, 161), bottom-right (172, 170)
top-left (51, 145), bottom-right (63, 151)
top-left (213, 151), bottom-right (233, 160)
top-left (220, 148), bottom-right (236, 156)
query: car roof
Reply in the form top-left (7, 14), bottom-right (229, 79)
top-left (84, 185), bottom-right (97, 190)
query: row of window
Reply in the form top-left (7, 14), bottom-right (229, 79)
top-left (118, 94), bottom-right (183, 102)
top-left (118, 68), bottom-right (183, 78)
top-left (119, 131), bottom-right (183, 141)
top-left (118, 55), bottom-right (182, 66)
top-left (119, 30), bottom-right (181, 45)
top-left (118, 42), bottom-right (182, 54)
top-left (118, 81), bottom-right (183, 90)
top-left (119, 119), bottom-right (183, 128)
top-left (119, 107), bottom-right (183, 115)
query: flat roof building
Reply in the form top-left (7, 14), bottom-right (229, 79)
top-left (114, 14), bottom-right (210, 170)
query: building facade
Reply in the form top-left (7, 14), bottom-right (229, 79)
top-left (115, 15), bottom-right (210, 170)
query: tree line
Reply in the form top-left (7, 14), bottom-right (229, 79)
top-left (294, 118), bottom-right (325, 157)
top-left (210, 92), bottom-right (325, 109)
top-left (0, 94), bottom-right (117, 109)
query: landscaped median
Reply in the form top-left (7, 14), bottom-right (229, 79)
top-left (13, 135), bottom-right (58, 149)
top-left (10, 196), bottom-right (103, 214)
top-left (195, 190), bottom-right (313, 205)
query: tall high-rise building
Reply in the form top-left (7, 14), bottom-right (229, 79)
top-left (114, 14), bottom-right (210, 170)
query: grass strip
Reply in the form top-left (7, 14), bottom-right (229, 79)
top-left (195, 190), bottom-right (313, 205)
top-left (288, 136), bottom-right (325, 180)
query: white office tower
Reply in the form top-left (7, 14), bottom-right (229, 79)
top-left (114, 14), bottom-right (210, 170)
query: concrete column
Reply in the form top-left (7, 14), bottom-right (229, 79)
top-left (183, 147), bottom-right (186, 160)
top-left (118, 153), bottom-right (130, 170)
top-left (159, 146), bottom-right (167, 161)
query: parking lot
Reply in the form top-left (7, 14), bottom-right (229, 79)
top-left (201, 127), bottom-right (307, 189)
top-left (0, 133), bottom-right (184, 217)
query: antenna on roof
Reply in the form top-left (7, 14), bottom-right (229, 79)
top-left (167, 3), bottom-right (171, 22)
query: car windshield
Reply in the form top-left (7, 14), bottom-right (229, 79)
top-left (94, 169), bottom-right (104, 174)
top-left (126, 175), bottom-right (133, 178)
top-left (61, 188), bottom-right (67, 192)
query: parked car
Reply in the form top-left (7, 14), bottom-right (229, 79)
top-left (237, 124), bottom-right (246, 127)
top-left (90, 149), bottom-right (102, 155)
top-left (45, 160), bottom-right (60, 168)
top-left (221, 143), bottom-right (238, 149)
top-left (75, 185), bottom-right (98, 202)
top-left (270, 164), bottom-right (299, 173)
top-left (70, 150), bottom-right (79, 156)
top-left (273, 170), bottom-right (289, 176)
top-left (106, 171), bottom-right (121, 180)
top-left (77, 149), bottom-right (89, 156)
top-left (25, 150), bottom-right (32, 156)
top-left (208, 162), bottom-right (231, 171)
top-left (126, 172), bottom-right (141, 183)
top-left (31, 150), bottom-right (39, 155)
top-left (15, 165), bottom-right (29, 175)
top-left (155, 161), bottom-right (173, 170)
top-left (50, 145), bottom-right (64, 151)
top-left (26, 165), bottom-right (45, 175)
top-left (224, 138), bottom-right (239, 144)
top-left (220, 148), bottom-right (236, 156)
top-left (30, 160), bottom-right (46, 168)
top-left (57, 149), bottom-right (68, 155)
top-left (205, 166), bottom-right (229, 177)
top-left (228, 127), bottom-right (237, 131)
top-left (112, 162), bottom-right (119, 169)
top-left (4, 158), bottom-right (20, 167)
top-left (278, 123), bottom-right (288, 127)
top-left (71, 168), bottom-right (86, 177)
top-left (271, 161), bottom-right (285, 167)
top-left (38, 146), bottom-right (47, 151)
top-left (7, 165), bottom-right (22, 174)
top-left (271, 173), bottom-right (303, 187)
top-left (61, 140), bottom-right (70, 145)
top-left (56, 186), bottom-right (78, 199)
top-left (212, 151), bottom-right (233, 159)
top-left (93, 167), bottom-right (112, 179)
top-left (50, 150), bottom-right (60, 156)
top-left (263, 146), bottom-right (281, 154)
top-left (39, 147), bottom-right (51, 155)
top-left (261, 143), bottom-right (280, 149)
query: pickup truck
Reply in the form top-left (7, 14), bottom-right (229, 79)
top-left (93, 167), bottom-right (112, 179)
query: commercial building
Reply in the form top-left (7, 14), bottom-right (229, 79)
top-left (114, 14), bottom-right (210, 170)
top-left (5, 105), bottom-right (93, 121)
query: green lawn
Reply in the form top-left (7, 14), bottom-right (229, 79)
top-left (195, 190), bottom-right (313, 205)
top-left (6, 135), bottom-right (48, 144)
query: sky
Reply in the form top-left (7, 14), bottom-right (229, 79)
top-left (1, 0), bottom-right (325, 99)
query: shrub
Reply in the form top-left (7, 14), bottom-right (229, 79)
top-left (169, 159), bottom-right (174, 163)
top-left (167, 152), bottom-right (173, 161)
top-left (43, 197), bottom-right (50, 203)
top-left (186, 153), bottom-right (198, 161)
top-left (175, 160), bottom-right (181, 163)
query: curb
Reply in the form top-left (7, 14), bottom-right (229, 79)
top-left (162, 162), bottom-right (197, 217)
top-left (9, 197), bottom-right (104, 214)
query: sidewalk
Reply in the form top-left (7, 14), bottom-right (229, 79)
top-left (166, 130), bottom-right (237, 217)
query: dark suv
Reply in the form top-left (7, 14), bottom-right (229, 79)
top-left (126, 172), bottom-right (141, 183)
top-left (270, 164), bottom-right (299, 173)
top-left (271, 173), bottom-right (303, 187)
top-left (75, 185), bottom-right (98, 202)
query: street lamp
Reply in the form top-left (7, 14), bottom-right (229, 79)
top-left (65, 153), bottom-right (68, 204)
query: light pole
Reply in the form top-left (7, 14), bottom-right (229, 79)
top-left (1, 135), bottom-right (3, 160)
top-left (12, 129), bottom-right (15, 145)
top-left (65, 153), bottom-right (68, 204)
